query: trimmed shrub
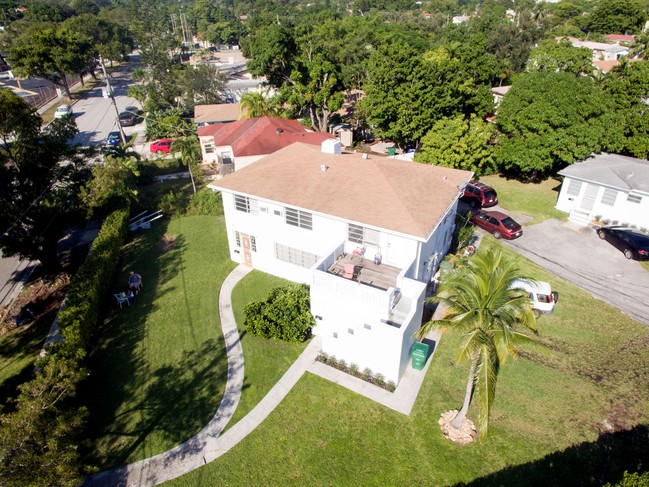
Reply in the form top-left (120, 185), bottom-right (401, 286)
top-left (186, 188), bottom-right (223, 216)
top-left (243, 284), bottom-right (314, 342)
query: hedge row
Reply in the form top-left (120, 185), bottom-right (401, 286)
top-left (57, 208), bottom-right (130, 357)
top-left (0, 207), bottom-right (130, 485)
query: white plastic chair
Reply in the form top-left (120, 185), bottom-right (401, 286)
top-left (114, 293), bottom-right (130, 309)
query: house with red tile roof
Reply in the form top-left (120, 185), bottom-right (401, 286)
top-left (208, 141), bottom-right (473, 383)
top-left (198, 116), bottom-right (338, 176)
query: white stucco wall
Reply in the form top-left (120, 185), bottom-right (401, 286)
top-left (220, 189), bottom-right (457, 383)
top-left (556, 177), bottom-right (649, 229)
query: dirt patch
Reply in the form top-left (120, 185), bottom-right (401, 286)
top-left (0, 274), bottom-right (70, 335)
top-left (160, 233), bottom-right (177, 252)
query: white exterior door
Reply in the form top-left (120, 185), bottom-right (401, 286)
top-left (579, 184), bottom-right (599, 211)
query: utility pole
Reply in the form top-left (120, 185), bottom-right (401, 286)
top-left (98, 54), bottom-right (127, 145)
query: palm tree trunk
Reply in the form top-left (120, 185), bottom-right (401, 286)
top-left (452, 357), bottom-right (477, 429)
top-left (188, 161), bottom-right (197, 195)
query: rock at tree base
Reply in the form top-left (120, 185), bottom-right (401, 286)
top-left (438, 410), bottom-right (477, 445)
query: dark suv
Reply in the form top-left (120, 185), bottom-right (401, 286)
top-left (461, 181), bottom-right (498, 208)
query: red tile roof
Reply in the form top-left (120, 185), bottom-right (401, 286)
top-left (197, 117), bottom-right (336, 157)
top-left (605, 34), bottom-right (635, 43)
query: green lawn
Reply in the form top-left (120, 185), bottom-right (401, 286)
top-left (227, 271), bottom-right (308, 429)
top-left (481, 174), bottom-right (566, 225)
top-left (168, 237), bottom-right (649, 486)
top-left (79, 215), bottom-right (236, 470)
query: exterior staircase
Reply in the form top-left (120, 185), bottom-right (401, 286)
top-left (568, 208), bottom-right (590, 226)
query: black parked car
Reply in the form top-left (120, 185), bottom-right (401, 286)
top-left (596, 226), bottom-right (649, 260)
top-left (118, 106), bottom-right (142, 126)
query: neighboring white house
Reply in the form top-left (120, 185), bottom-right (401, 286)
top-left (209, 141), bottom-right (473, 384)
top-left (555, 153), bottom-right (649, 229)
top-left (198, 116), bottom-right (336, 177)
top-left (565, 38), bottom-right (630, 61)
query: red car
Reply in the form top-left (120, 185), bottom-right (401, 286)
top-left (461, 181), bottom-right (498, 208)
top-left (150, 139), bottom-right (172, 154)
top-left (471, 210), bottom-right (523, 240)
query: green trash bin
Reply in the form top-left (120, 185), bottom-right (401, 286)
top-left (411, 342), bottom-right (430, 370)
top-left (387, 147), bottom-right (396, 156)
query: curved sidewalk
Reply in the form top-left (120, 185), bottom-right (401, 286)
top-left (85, 264), bottom-right (251, 486)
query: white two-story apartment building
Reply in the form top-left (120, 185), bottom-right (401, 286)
top-left (210, 141), bottom-right (472, 383)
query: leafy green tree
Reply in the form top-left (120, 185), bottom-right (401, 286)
top-left (416, 114), bottom-right (496, 176)
top-left (22, 0), bottom-right (75, 22)
top-left (495, 71), bottom-right (619, 178)
top-left (416, 248), bottom-right (542, 439)
top-left (61, 13), bottom-right (134, 69)
top-left (145, 107), bottom-right (193, 140)
top-left (80, 156), bottom-right (139, 216)
top-left (0, 355), bottom-right (87, 485)
top-left (6, 25), bottom-right (93, 97)
top-left (526, 39), bottom-right (593, 76)
top-left (588, 0), bottom-right (647, 34)
top-left (0, 89), bottom-right (86, 271)
top-left (244, 24), bottom-right (346, 132)
top-left (181, 64), bottom-right (228, 109)
top-left (362, 40), bottom-right (493, 145)
top-left (239, 92), bottom-right (283, 118)
top-left (602, 60), bottom-right (649, 159)
top-left (170, 136), bottom-right (202, 195)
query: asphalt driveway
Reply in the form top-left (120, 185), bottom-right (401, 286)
top-left (502, 219), bottom-right (649, 326)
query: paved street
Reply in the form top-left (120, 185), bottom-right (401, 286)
top-left (70, 59), bottom-right (143, 148)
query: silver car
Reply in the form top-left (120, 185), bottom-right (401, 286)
top-left (54, 104), bottom-right (73, 118)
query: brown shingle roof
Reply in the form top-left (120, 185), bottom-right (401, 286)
top-left (197, 117), bottom-right (336, 157)
top-left (211, 143), bottom-right (472, 239)
top-left (194, 104), bottom-right (243, 124)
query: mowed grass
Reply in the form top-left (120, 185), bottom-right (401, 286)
top-left (168, 238), bottom-right (649, 486)
top-left (227, 270), bottom-right (308, 429)
top-left (80, 215), bottom-right (236, 470)
top-left (481, 174), bottom-right (566, 225)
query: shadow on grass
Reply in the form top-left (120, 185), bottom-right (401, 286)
top-left (80, 218), bottom-right (228, 470)
top-left (459, 424), bottom-right (648, 487)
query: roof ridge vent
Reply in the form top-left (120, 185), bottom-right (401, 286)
top-left (276, 128), bottom-right (283, 134)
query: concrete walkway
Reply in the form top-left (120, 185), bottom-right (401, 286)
top-left (85, 265), bottom-right (251, 486)
top-left (85, 264), bottom-right (438, 485)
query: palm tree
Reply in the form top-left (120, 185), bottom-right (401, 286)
top-left (239, 92), bottom-right (282, 119)
top-left (170, 136), bottom-right (201, 195)
top-left (417, 247), bottom-right (543, 439)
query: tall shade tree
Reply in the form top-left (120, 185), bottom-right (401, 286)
top-left (495, 71), bottom-right (621, 178)
top-left (362, 40), bottom-right (494, 146)
top-left (602, 60), bottom-right (649, 159)
top-left (416, 247), bottom-right (542, 439)
top-left (171, 136), bottom-right (202, 195)
top-left (6, 25), bottom-right (93, 97)
top-left (244, 24), bottom-right (345, 132)
top-left (0, 89), bottom-right (86, 271)
top-left (416, 114), bottom-right (496, 175)
top-left (526, 39), bottom-right (593, 76)
top-left (588, 0), bottom-right (647, 34)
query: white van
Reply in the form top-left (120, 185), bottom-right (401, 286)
top-left (511, 278), bottom-right (558, 314)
